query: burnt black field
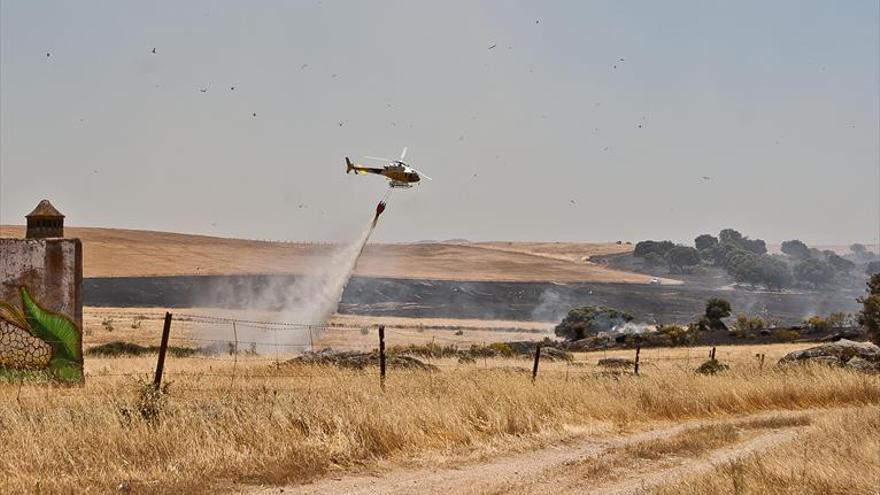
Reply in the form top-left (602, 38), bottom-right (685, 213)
top-left (83, 275), bottom-right (862, 325)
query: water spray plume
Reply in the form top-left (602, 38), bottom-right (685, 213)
top-left (202, 194), bottom-right (392, 353)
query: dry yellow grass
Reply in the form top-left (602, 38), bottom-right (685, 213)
top-left (81, 307), bottom-right (553, 349)
top-left (650, 406), bottom-right (880, 495)
top-left (1, 352), bottom-right (877, 494)
top-left (0, 226), bottom-right (661, 283)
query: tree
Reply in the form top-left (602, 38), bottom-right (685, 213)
top-left (793, 258), bottom-right (835, 288)
top-left (740, 238), bottom-right (767, 255)
top-left (642, 252), bottom-right (665, 268)
top-left (723, 252), bottom-right (791, 290)
top-left (851, 243), bottom-right (867, 256)
top-left (633, 240), bottom-right (675, 258)
top-left (858, 273), bottom-right (880, 345)
top-left (718, 229), bottom-right (743, 246)
top-left (701, 298), bottom-right (731, 330)
top-left (554, 306), bottom-right (634, 341)
top-left (665, 245), bottom-right (701, 273)
top-left (825, 252), bottom-right (855, 273)
top-left (694, 234), bottom-right (718, 251)
top-left (717, 228), bottom-right (766, 255)
top-left (781, 240), bottom-right (810, 259)
top-left (867, 261), bottom-right (880, 276)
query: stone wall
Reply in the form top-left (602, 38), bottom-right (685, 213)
top-left (0, 238), bottom-right (83, 381)
top-left (0, 238), bottom-right (82, 327)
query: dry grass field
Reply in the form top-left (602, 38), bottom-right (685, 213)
top-left (1, 340), bottom-right (877, 494)
top-left (0, 226), bottom-right (668, 283)
top-left (81, 307), bottom-right (554, 349)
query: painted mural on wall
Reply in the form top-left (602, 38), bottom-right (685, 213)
top-left (0, 287), bottom-right (83, 382)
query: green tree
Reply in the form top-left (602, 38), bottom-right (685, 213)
top-left (825, 252), bottom-right (855, 273)
top-left (633, 240), bottom-right (675, 258)
top-left (850, 243), bottom-right (867, 257)
top-left (701, 298), bottom-right (732, 330)
top-left (694, 234), bottom-right (718, 251)
top-left (665, 245), bottom-right (701, 273)
top-left (781, 239), bottom-right (810, 259)
top-left (554, 306), bottom-right (634, 341)
top-left (857, 274), bottom-right (880, 345)
top-left (793, 258), bottom-right (835, 288)
top-left (642, 252), bottom-right (666, 268)
top-left (718, 228), bottom-right (743, 245)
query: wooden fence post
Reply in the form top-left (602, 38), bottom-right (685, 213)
top-left (710, 346), bottom-right (717, 360)
top-left (531, 345), bottom-right (541, 383)
top-left (634, 344), bottom-right (641, 376)
top-left (378, 325), bottom-right (386, 391)
top-left (759, 353), bottom-right (765, 370)
top-left (153, 312), bottom-right (172, 388)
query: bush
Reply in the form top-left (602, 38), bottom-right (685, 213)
top-left (731, 314), bottom-right (765, 334)
top-left (695, 359), bottom-right (729, 374)
top-left (774, 329), bottom-right (801, 342)
top-left (487, 342), bottom-right (515, 357)
top-left (657, 324), bottom-right (695, 346)
top-left (554, 306), bottom-right (634, 341)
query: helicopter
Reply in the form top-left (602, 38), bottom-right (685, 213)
top-left (345, 147), bottom-right (432, 188)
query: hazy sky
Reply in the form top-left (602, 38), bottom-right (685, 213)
top-left (1, 1), bottom-right (878, 245)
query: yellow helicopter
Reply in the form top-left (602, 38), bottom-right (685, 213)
top-left (345, 147), bottom-right (432, 188)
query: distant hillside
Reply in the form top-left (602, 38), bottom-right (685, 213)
top-left (0, 226), bottom-right (669, 284)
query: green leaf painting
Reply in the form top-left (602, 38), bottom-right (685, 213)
top-left (0, 287), bottom-right (84, 382)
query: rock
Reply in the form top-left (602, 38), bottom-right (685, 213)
top-left (540, 347), bottom-right (573, 362)
top-left (846, 357), bottom-right (880, 374)
top-left (778, 339), bottom-right (880, 367)
top-left (287, 349), bottom-right (438, 371)
top-left (598, 357), bottom-right (634, 368)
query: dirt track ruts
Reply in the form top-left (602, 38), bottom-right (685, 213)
top-left (244, 409), bottom-right (817, 495)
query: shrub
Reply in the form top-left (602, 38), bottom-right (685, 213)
top-left (695, 359), bottom-right (729, 374)
top-left (731, 314), bottom-right (765, 334)
top-left (555, 306), bottom-right (634, 341)
top-left (487, 342), bottom-right (515, 357)
top-left (657, 324), bottom-right (695, 346)
top-left (774, 329), bottom-right (801, 342)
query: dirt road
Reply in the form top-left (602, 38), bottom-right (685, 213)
top-left (246, 410), bottom-right (817, 495)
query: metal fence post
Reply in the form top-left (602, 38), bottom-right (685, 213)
top-left (634, 344), bottom-right (641, 376)
top-left (153, 312), bottom-right (172, 388)
top-left (531, 345), bottom-right (541, 383)
top-left (378, 325), bottom-right (386, 391)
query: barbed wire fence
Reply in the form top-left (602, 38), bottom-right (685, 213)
top-left (3, 311), bottom-right (770, 400)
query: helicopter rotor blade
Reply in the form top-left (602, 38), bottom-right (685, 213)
top-left (400, 146), bottom-right (408, 160)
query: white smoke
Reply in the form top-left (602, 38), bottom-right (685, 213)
top-left (599, 321), bottom-right (652, 338)
top-left (199, 216), bottom-right (380, 355)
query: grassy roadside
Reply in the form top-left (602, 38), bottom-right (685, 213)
top-left (650, 405), bottom-right (880, 495)
top-left (0, 361), bottom-right (877, 494)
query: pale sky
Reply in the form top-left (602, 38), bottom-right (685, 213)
top-left (1, 1), bottom-right (878, 245)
